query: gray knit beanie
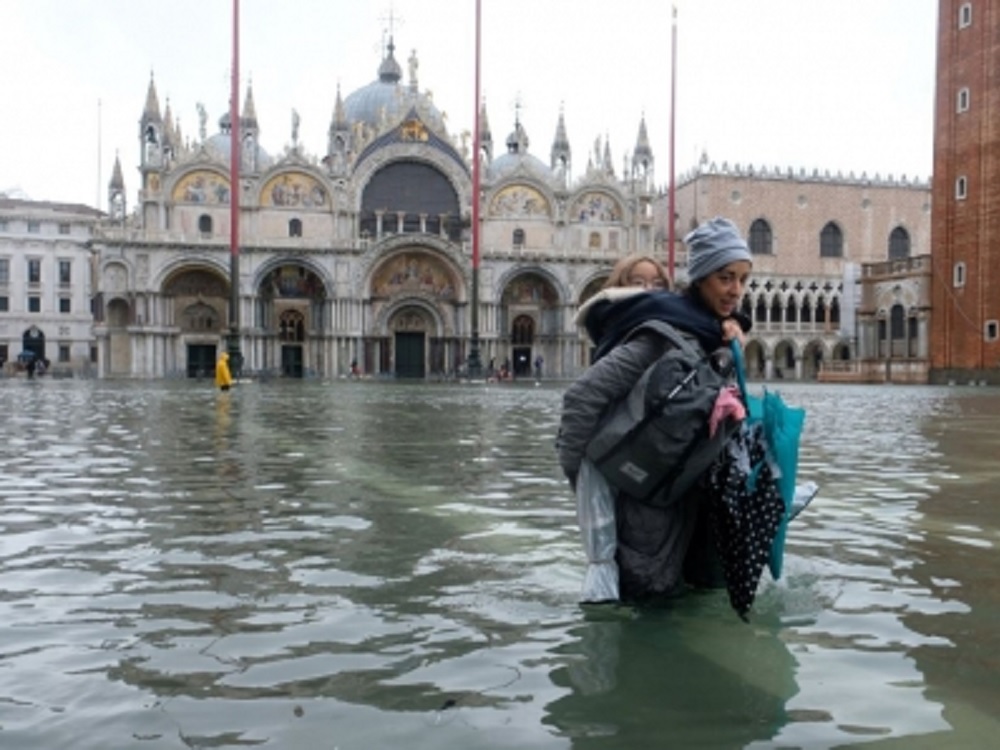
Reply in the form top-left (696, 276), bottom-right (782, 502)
top-left (684, 217), bottom-right (752, 282)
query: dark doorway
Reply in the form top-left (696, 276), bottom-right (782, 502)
top-left (187, 344), bottom-right (217, 378)
top-left (395, 332), bottom-right (425, 378)
top-left (512, 346), bottom-right (532, 377)
top-left (281, 345), bottom-right (304, 378)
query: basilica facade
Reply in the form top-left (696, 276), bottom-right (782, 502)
top-left (91, 39), bottom-right (659, 380)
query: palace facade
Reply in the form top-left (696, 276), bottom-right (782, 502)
top-left (667, 161), bottom-right (932, 383)
top-left (3, 34), bottom-right (942, 383)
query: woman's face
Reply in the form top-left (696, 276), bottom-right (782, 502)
top-left (697, 260), bottom-right (752, 318)
top-left (627, 260), bottom-right (668, 290)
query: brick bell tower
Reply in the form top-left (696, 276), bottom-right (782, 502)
top-left (930, 0), bottom-right (1000, 383)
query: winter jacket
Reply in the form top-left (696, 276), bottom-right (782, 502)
top-left (557, 288), bottom-right (728, 601)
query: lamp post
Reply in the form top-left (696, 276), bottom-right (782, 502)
top-left (227, 0), bottom-right (243, 377)
top-left (466, 0), bottom-right (484, 379)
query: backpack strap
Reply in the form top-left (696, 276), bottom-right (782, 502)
top-left (622, 319), bottom-right (705, 359)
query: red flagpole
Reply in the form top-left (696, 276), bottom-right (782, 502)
top-left (472, 0), bottom-right (481, 273)
top-left (467, 0), bottom-right (483, 377)
top-left (230, 0), bottom-right (240, 259)
top-left (668, 5), bottom-right (677, 281)
top-left (228, 0), bottom-right (242, 373)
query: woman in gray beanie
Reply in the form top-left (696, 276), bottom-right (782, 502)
top-left (683, 216), bottom-right (753, 335)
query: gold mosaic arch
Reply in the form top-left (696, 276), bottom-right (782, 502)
top-left (261, 172), bottom-right (328, 208)
top-left (571, 191), bottom-right (623, 222)
top-left (371, 252), bottom-right (459, 301)
top-left (489, 184), bottom-right (550, 217)
top-left (172, 170), bottom-right (231, 204)
top-left (501, 272), bottom-right (559, 307)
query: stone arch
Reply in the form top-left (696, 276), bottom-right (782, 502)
top-left (367, 248), bottom-right (462, 304)
top-left (773, 339), bottom-right (799, 379)
top-left (161, 265), bottom-right (231, 336)
top-left (374, 297), bottom-right (452, 378)
top-left (832, 340), bottom-right (853, 361)
top-left (256, 260), bottom-right (331, 300)
top-left (579, 274), bottom-right (608, 305)
top-left (360, 235), bottom-right (469, 302)
top-left (356, 156), bottom-right (466, 240)
top-left (802, 339), bottom-right (827, 379)
top-left (106, 298), bottom-right (131, 328)
top-left (744, 338), bottom-right (768, 378)
top-left (105, 298), bottom-right (132, 376)
top-left (495, 264), bottom-right (568, 306)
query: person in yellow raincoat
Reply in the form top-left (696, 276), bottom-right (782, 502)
top-left (215, 351), bottom-right (233, 391)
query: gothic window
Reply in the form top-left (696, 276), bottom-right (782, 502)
top-left (785, 297), bottom-right (798, 323)
top-left (801, 297), bottom-right (813, 323)
top-left (279, 309), bottom-right (306, 342)
top-left (816, 298), bottom-right (827, 324)
top-left (770, 296), bottom-right (782, 324)
top-left (289, 218), bottom-right (303, 238)
top-left (741, 297), bottom-right (752, 320)
top-left (755, 297), bottom-right (767, 324)
top-left (830, 297), bottom-right (841, 325)
top-left (819, 222), bottom-right (843, 258)
top-left (198, 214), bottom-right (213, 237)
top-left (511, 314), bottom-right (535, 345)
top-left (888, 227), bottom-right (910, 260)
top-left (512, 228), bottom-right (525, 248)
top-left (749, 219), bottom-right (773, 255)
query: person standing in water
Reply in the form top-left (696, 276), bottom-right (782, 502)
top-left (215, 351), bottom-right (234, 392)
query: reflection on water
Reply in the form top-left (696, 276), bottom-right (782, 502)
top-left (1, 379), bottom-right (999, 748)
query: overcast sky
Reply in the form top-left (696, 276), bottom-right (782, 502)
top-left (0, 0), bottom-right (938, 210)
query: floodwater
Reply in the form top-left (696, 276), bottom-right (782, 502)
top-left (1, 377), bottom-right (998, 749)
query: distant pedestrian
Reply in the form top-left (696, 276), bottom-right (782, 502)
top-left (215, 352), bottom-right (233, 391)
top-left (534, 355), bottom-right (544, 379)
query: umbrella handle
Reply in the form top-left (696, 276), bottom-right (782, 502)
top-left (730, 340), bottom-right (750, 403)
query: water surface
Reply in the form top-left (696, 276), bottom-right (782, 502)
top-left (1, 379), bottom-right (998, 748)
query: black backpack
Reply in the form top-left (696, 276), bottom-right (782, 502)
top-left (584, 320), bottom-right (737, 506)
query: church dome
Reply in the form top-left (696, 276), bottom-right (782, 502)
top-left (489, 119), bottom-right (552, 181)
top-left (343, 39), bottom-right (445, 132)
top-left (204, 113), bottom-right (273, 169)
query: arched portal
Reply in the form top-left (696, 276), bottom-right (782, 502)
top-left (500, 272), bottom-right (559, 378)
top-left (368, 249), bottom-right (462, 378)
top-left (163, 267), bottom-right (230, 378)
top-left (388, 305), bottom-right (435, 378)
